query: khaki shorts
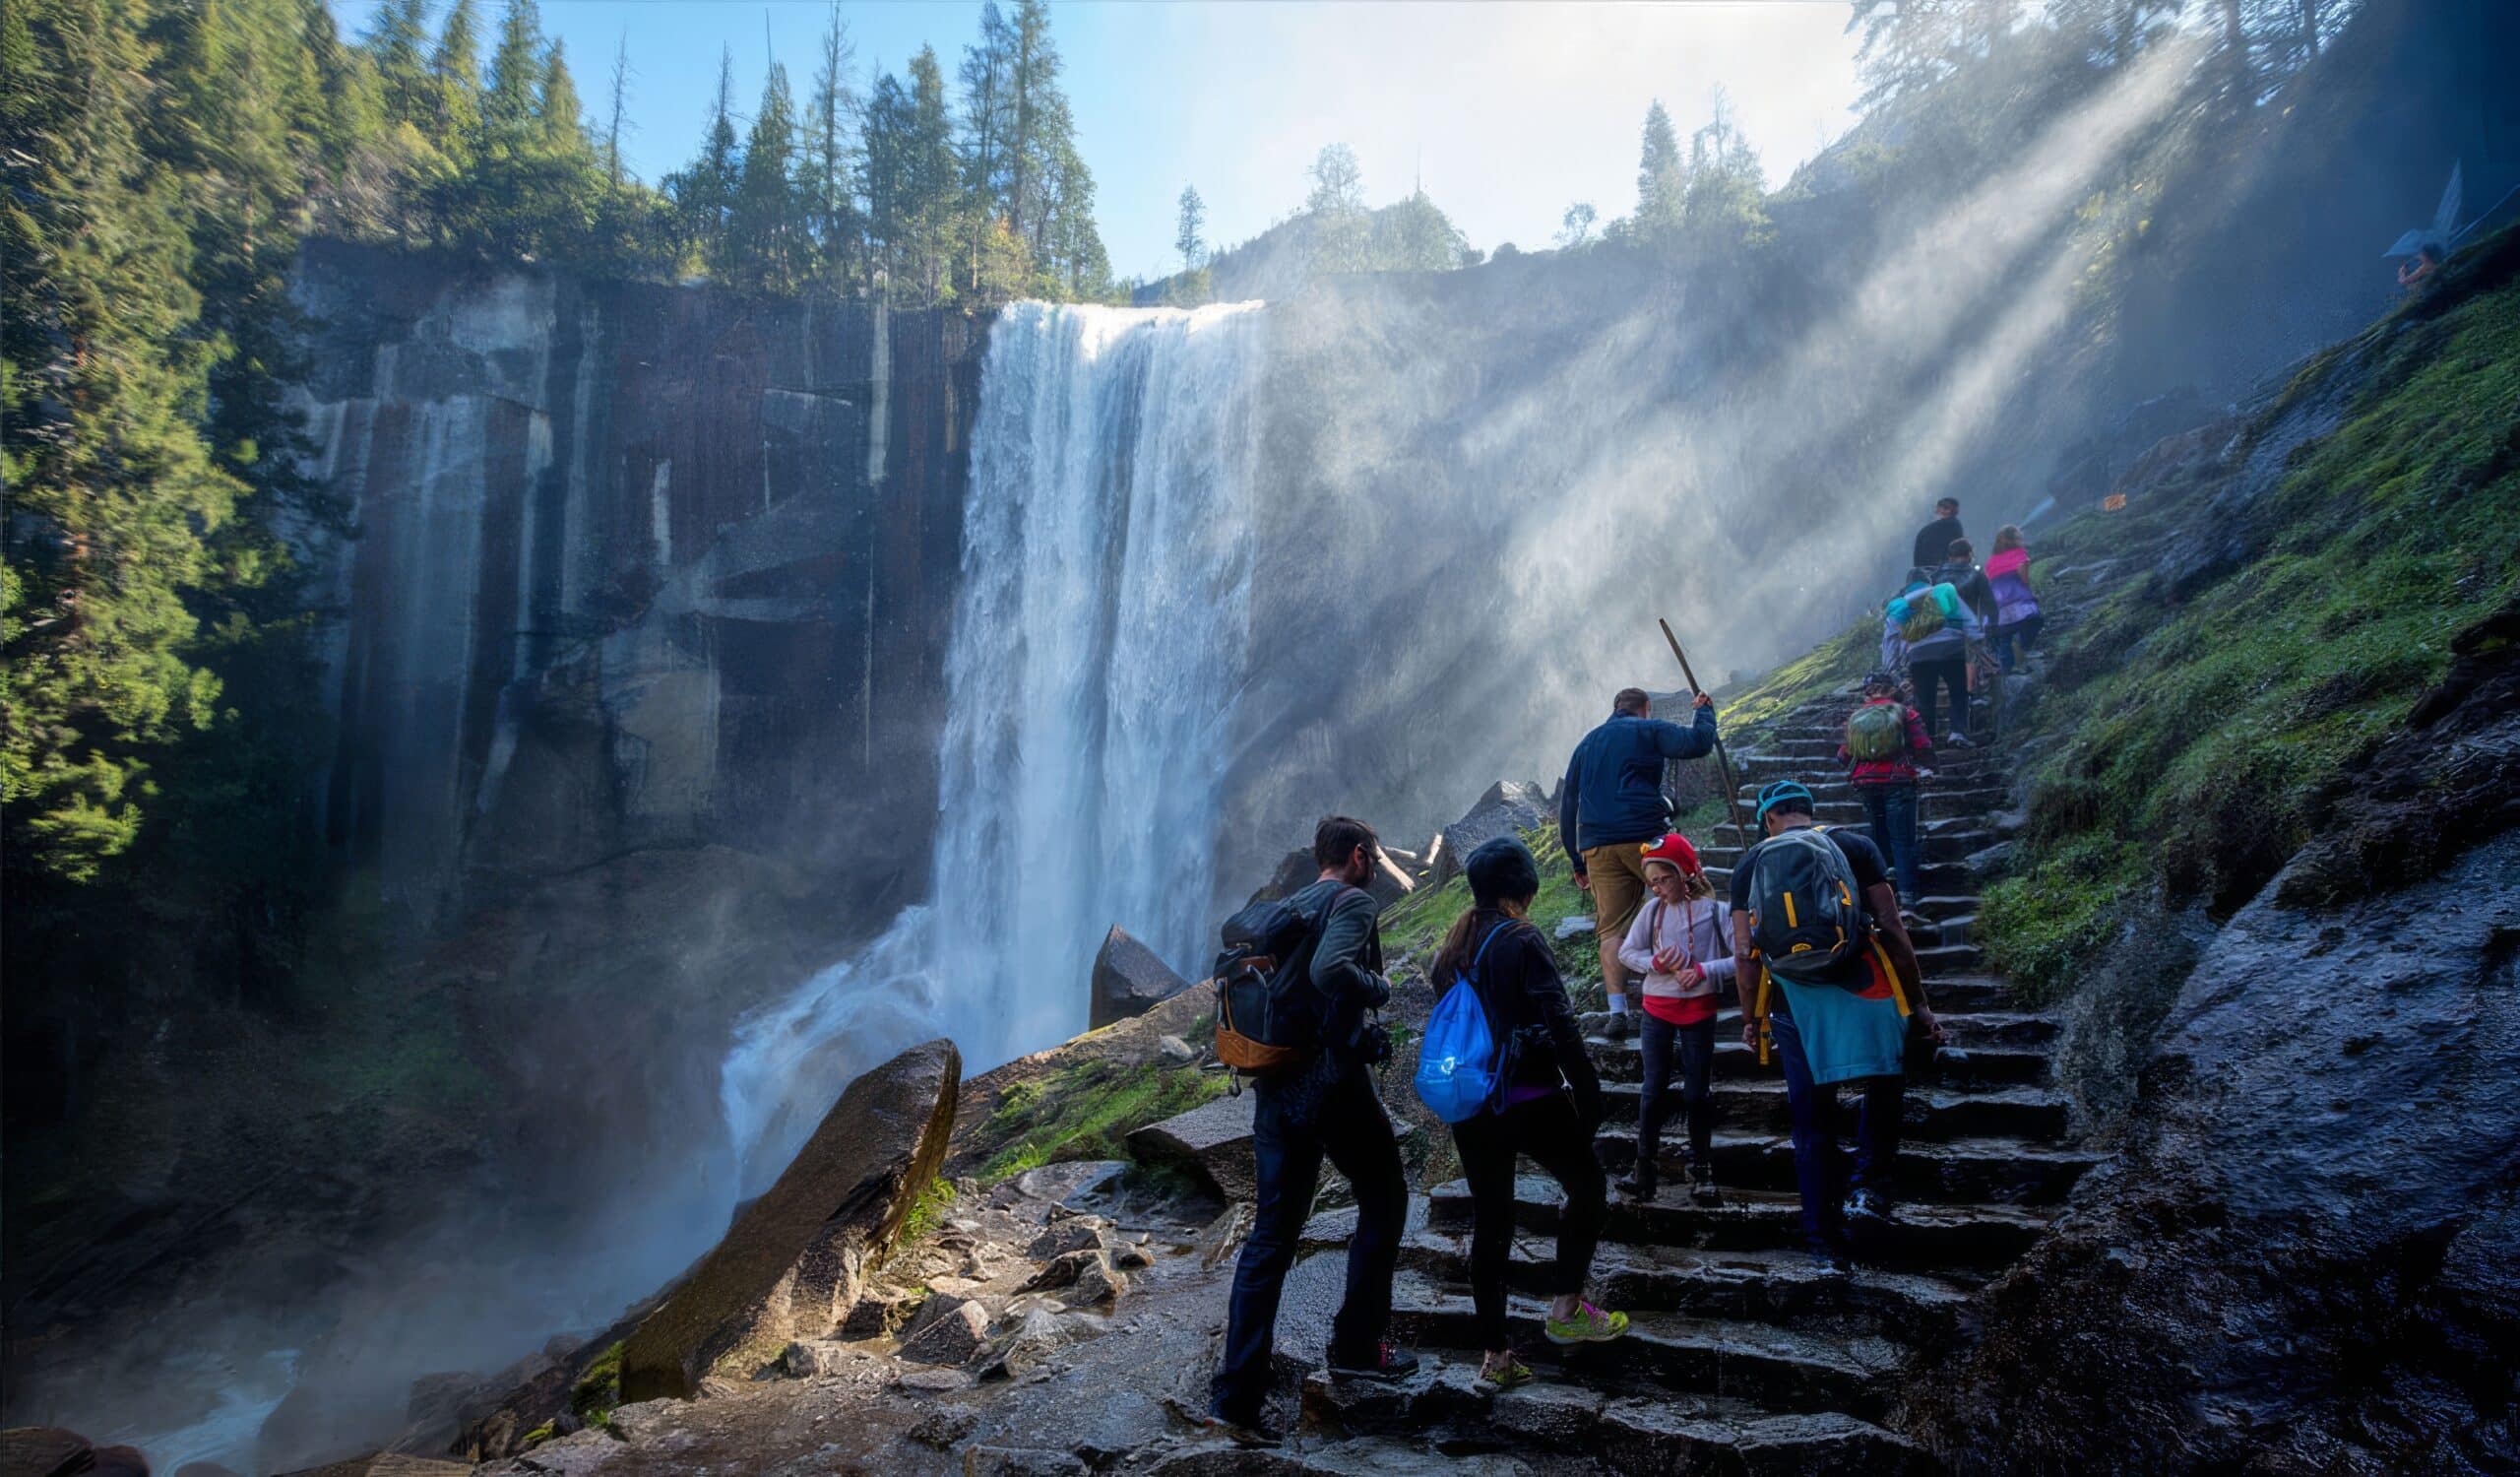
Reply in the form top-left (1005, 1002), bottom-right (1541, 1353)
top-left (1584, 841), bottom-right (1653, 941)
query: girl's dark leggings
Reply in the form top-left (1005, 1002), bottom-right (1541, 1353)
top-left (1637, 1011), bottom-right (1717, 1175)
top-left (1451, 1091), bottom-right (1607, 1351)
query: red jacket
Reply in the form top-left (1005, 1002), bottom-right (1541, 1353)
top-left (1836, 698), bottom-right (1934, 785)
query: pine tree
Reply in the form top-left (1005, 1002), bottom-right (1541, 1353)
top-left (1175, 184), bottom-right (1205, 272)
top-left (957, 1), bottom-right (1014, 290)
top-left (666, 47), bottom-right (741, 274)
top-left (365, 0), bottom-right (434, 127)
top-left (1004, 0), bottom-right (1056, 251)
top-left (482, 0), bottom-right (543, 155)
top-left (800, 2), bottom-right (860, 292)
top-left (601, 28), bottom-right (631, 185)
top-left (903, 45), bottom-right (959, 302)
top-left (1636, 99), bottom-right (1682, 239)
top-left (3, 0), bottom-right (249, 879)
top-left (731, 60), bottom-right (804, 291)
top-left (538, 37), bottom-right (590, 163)
top-left (1305, 143), bottom-right (1367, 272)
top-left (429, 0), bottom-right (483, 156)
top-left (303, 0), bottom-right (384, 168)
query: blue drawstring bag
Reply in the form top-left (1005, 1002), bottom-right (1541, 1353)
top-left (1414, 924), bottom-right (1514, 1124)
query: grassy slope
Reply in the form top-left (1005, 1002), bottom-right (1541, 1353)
top-left (1981, 234), bottom-right (2520, 994)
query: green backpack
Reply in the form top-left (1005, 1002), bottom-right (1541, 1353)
top-left (1845, 702), bottom-right (1907, 761)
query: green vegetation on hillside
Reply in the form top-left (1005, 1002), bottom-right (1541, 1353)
top-left (973, 1057), bottom-right (1226, 1187)
top-left (1981, 235), bottom-right (2520, 992)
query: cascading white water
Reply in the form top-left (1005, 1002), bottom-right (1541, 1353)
top-left (721, 299), bottom-right (1269, 1192)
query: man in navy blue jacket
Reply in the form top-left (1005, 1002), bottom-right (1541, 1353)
top-left (1559, 687), bottom-right (1718, 1040)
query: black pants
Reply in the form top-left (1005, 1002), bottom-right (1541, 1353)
top-left (1451, 1092), bottom-right (1607, 1352)
top-left (1635, 1012), bottom-right (1716, 1185)
top-left (1210, 1066), bottom-right (1407, 1423)
top-left (1912, 655), bottom-right (1969, 741)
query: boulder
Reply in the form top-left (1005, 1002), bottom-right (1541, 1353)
top-left (1003, 1159), bottom-right (1126, 1208)
top-left (1126, 1092), bottom-right (1257, 1200)
top-left (1431, 782), bottom-right (1551, 886)
top-left (782, 1339), bottom-right (871, 1378)
top-left (1090, 927), bottom-right (1193, 1030)
top-left (273, 1456), bottom-right (472, 1477)
top-left (980, 1309), bottom-right (1068, 1381)
top-left (963, 1449), bottom-right (1088, 1477)
top-left (837, 1283), bottom-right (923, 1340)
top-left (618, 1039), bottom-right (960, 1402)
top-left (896, 1299), bottom-right (990, 1366)
top-left (1025, 1218), bottom-right (1106, 1260)
top-left (4, 1431), bottom-right (99, 1477)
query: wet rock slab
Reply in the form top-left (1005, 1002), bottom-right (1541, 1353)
top-left (619, 1038), bottom-right (960, 1401)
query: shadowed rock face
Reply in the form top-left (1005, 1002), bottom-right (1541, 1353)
top-left (288, 242), bottom-right (980, 932)
top-left (618, 1038), bottom-right (960, 1404)
top-left (1915, 830), bottom-right (2520, 1471)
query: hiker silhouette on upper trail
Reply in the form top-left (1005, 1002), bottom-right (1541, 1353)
top-left (1432, 835), bottom-right (1629, 1390)
top-left (1912, 496), bottom-right (1964, 573)
top-left (1559, 686), bottom-right (1718, 1044)
top-left (1838, 672), bottom-right (1934, 908)
top-left (1732, 781), bottom-right (1941, 1275)
top-left (1205, 815), bottom-right (1415, 1447)
top-left (1612, 832), bottom-right (1737, 1209)
top-left (1882, 571), bottom-right (1985, 749)
top-left (1984, 525), bottom-right (2043, 674)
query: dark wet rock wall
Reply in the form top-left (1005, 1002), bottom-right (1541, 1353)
top-left (290, 241), bottom-right (982, 934)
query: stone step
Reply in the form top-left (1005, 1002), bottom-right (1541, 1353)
top-left (1294, 1356), bottom-right (1938, 1476)
top-left (1591, 1079), bottom-right (2072, 1143)
top-left (1710, 816), bottom-right (1996, 847)
top-left (1588, 1007), bottom-right (2056, 1059)
top-left (1381, 1231), bottom-right (1978, 1345)
top-left (1386, 1285), bottom-right (1901, 1420)
top-left (1705, 860), bottom-right (1976, 897)
top-left (1425, 1176), bottom-right (2053, 1272)
top-left (1595, 1130), bottom-right (2102, 1207)
top-left (1579, 1029), bottom-right (2054, 1088)
top-left (1732, 778), bottom-right (2007, 804)
top-left (1700, 830), bottom-right (1993, 870)
top-left (1737, 749), bottom-right (2002, 780)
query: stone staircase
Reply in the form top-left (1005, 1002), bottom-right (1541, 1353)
top-left (1293, 687), bottom-right (2089, 1472)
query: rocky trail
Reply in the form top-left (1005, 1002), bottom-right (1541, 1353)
top-left (1286, 687), bottom-right (2095, 1472)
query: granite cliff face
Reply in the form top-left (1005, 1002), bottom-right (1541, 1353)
top-left (289, 241), bottom-right (980, 931)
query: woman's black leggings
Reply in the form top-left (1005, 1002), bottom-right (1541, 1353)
top-left (1451, 1092), bottom-right (1608, 1351)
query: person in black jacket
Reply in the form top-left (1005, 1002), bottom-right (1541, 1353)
top-left (1912, 497), bottom-right (1964, 572)
top-left (1436, 836), bottom-right (1628, 1391)
top-left (1205, 816), bottom-right (1415, 1446)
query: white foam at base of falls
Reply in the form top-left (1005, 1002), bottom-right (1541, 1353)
top-left (718, 299), bottom-right (1269, 1194)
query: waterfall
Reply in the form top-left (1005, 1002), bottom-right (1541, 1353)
top-left (720, 299), bottom-right (1269, 1192)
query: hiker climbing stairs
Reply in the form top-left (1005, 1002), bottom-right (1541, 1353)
top-left (1300, 683), bottom-right (2089, 1471)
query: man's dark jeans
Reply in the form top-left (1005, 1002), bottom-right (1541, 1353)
top-left (1210, 1065), bottom-right (1407, 1423)
top-left (1769, 1006), bottom-right (1904, 1256)
top-left (1912, 655), bottom-right (1969, 741)
top-left (1858, 781), bottom-right (1923, 904)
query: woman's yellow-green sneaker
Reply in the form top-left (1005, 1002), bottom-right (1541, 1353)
top-left (1476, 1353), bottom-right (1534, 1391)
top-left (1543, 1301), bottom-right (1629, 1345)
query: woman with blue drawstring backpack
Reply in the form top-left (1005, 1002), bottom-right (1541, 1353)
top-left (1417, 835), bottom-right (1628, 1390)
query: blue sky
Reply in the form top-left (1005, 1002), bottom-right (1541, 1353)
top-left (328, 2), bottom-right (1863, 284)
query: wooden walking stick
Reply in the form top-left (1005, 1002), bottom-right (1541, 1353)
top-left (1659, 618), bottom-right (1748, 842)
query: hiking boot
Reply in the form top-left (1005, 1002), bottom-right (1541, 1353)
top-left (1477, 1352), bottom-right (1534, 1391)
top-left (1614, 1172), bottom-right (1658, 1204)
top-left (1844, 1188), bottom-right (1893, 1229)
top-left (1603, 1012), bottom-right (1633, 1044)
top-left (1687, 1162), bottom-right (1723, 1207)
top-left (1944, 731), bottom-right (1975, 748)
top-left (1543, 1301), bottom-right (1630, 1346)
top-left (1327, 1340), bottom-right (1420, 1383)
top-left (1198, 1404), bottom-right (1284, 1448)
top-left (1807, 1249), bottom-right (1855, 1280)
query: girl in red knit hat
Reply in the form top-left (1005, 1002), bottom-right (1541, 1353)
top-left (1612, 832), bottom-right (1736, 1206)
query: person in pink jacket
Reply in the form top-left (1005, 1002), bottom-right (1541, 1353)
top-left (1985, 525), bottom-right (2043, 674)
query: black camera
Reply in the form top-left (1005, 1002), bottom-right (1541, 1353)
top-left (1356, 1017), bottom-right (1395, 1066)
